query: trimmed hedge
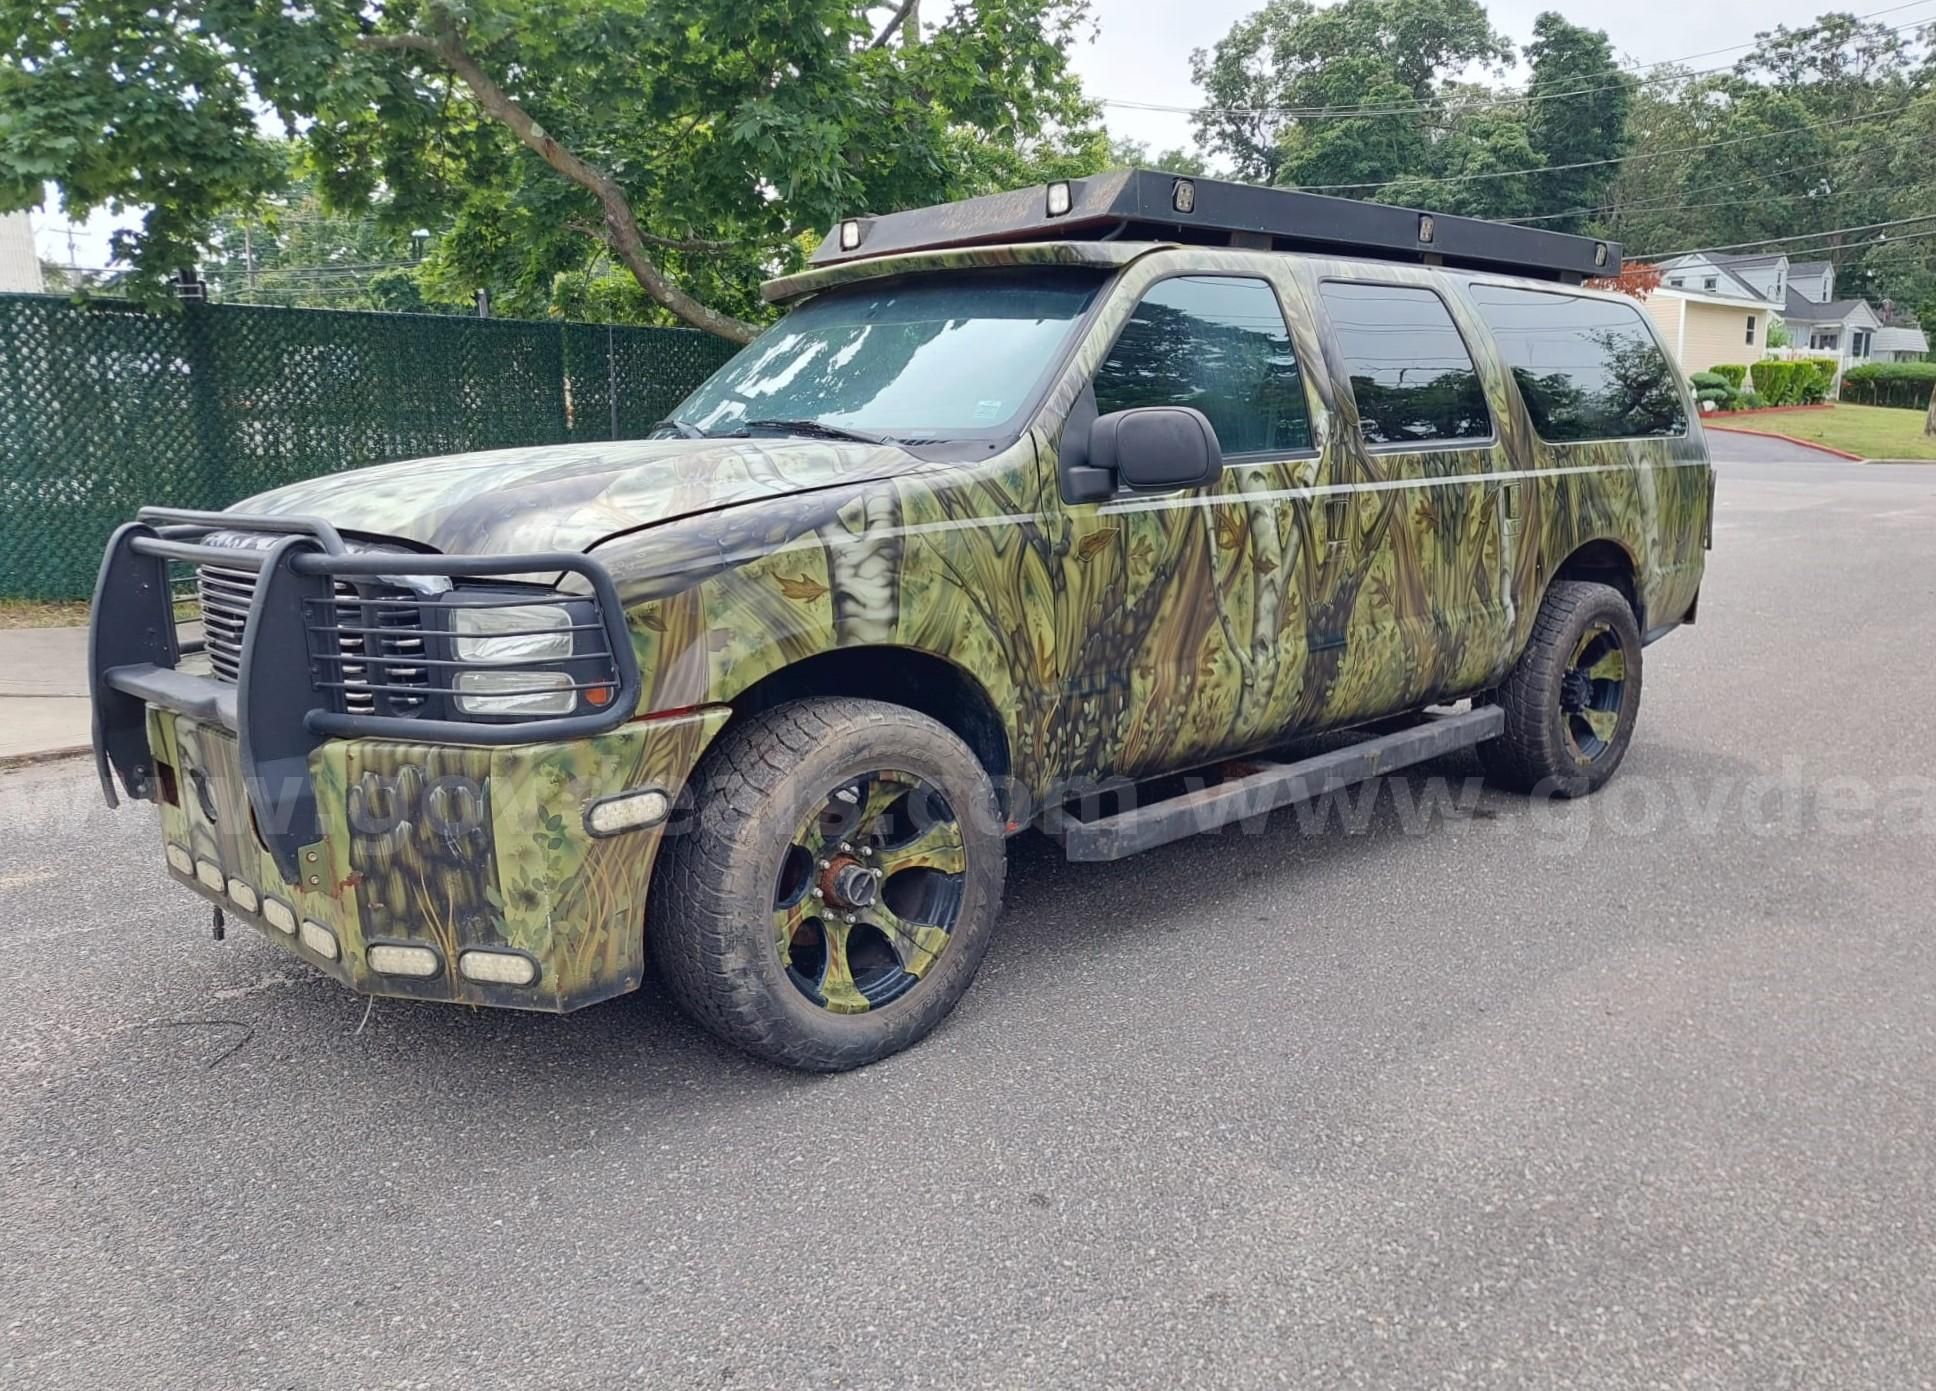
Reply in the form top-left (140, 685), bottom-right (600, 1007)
top-left (1750, 359), bottom-right (1813, 405)
top-left (1711, 363), bottom-right (1748, 390)
top-left (1801, 357), bottom-right (1839, 404)
top-left (1842, 359), bottom-right (1936, 409)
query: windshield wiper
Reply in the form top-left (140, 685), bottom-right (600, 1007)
top-left (650, 417), bottom-right (707, 439)
top-left (737, 417), bottom-right (891, 445)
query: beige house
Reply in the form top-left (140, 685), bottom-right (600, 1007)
top-left (0, 211), bottom-right (44, 294)
top-left (1640, 283), bottom-right (1781, 374)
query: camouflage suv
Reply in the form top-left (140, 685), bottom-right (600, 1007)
top-left (90, 171), bottom-right (1711, 1070)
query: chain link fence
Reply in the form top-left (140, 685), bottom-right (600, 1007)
top-left (0, 294), bottom-right (738, 600)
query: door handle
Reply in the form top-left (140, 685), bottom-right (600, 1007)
top-left (1325, 495), bottom-right (1349, 552)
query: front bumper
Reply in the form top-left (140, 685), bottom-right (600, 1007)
top-left (147, 702), bottom-right (728, 1011)
top-left (92, 505), bottom-right (727, 1012)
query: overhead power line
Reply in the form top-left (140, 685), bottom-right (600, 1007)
top-left (1099, 2), bottom-right (1936, 123)
top-left (1639, 214), bottom-right (1936, 260)
top-left (1289, 100), bottom-right (1923, 193)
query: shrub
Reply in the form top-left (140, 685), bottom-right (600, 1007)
top-left (1750, 359), bottom-right (1809, 405)
top-left (1841, 360), bottom-right (1936, 409)
top-left (1739, 390), bottom-right (1766, 410)
top-left (1711, 364), bottom-right (1748, 390)
top-left (1689, 370), bottom-right (1731, 391)
top-left (1801, 357), bottom-right (1839, 404)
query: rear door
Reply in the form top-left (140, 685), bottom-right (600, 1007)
top-left (1304, 274), bottom-right (1517, 713)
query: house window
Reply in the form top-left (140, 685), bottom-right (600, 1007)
top-left (1811, 331), bottom-right (1839, 351)
top-left (1746, 315), bottom-right (1757, 344)
top-left (1668, 277), bottom-right (1685, 287)
top-left (1852, 329), bottom-right (1871, 358)
top-left (1703, 277), bottom-right (1719, 291)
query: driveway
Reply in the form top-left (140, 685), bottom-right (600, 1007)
top-left (3, 456), bottom-right (1934, 1388)
top-left (1705, 425), bottom-right (1857, 464)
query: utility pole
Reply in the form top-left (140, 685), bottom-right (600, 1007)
top-left (243, 224), bottom-right (256, 297)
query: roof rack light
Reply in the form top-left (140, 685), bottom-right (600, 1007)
top-left (1046, 181), bottom-right (1073, 218)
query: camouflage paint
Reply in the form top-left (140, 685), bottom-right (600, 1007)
top-left (142, 239), bottom-right (1710, 1011)
top-left (149, 703), bottom-right (728, 1010)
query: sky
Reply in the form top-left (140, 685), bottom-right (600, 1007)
top-left (32, 0), bottom-right (1931, 269)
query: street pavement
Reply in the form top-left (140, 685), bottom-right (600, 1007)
top-left (3, 452), bottom-right (1934, 1388)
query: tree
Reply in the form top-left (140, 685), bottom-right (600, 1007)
top-left (1522, 14), bottom-right (1632, 234)
top-left (1189, 0), bottom-right (1512, 186)
top-left (0, 0), bottom-right (1097, 339)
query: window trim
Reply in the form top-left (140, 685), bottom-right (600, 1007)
top-left (1086, 268), bottom-right (1322, 468)
top-left (1315, 276), bottom-right (1499, 455)
top-left (1461, 280), bottom-right (1691, 446)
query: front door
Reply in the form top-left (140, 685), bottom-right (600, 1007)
top-left (1043, 262), bottom-right (1325, 784)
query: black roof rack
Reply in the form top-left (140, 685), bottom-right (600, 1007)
top-left (808, 168), bottom-right (1619, 285)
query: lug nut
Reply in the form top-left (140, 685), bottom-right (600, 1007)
top-left (812, 888), bottom-right (824, 899)
top-left (839, 842), bottom-right (852, 854)
top-left (817, 858), bottom-right (830, 869)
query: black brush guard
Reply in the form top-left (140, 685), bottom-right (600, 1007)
top-left (89, 507), bottom-right (643, 880)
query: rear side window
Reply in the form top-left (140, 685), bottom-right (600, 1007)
top-left (1317, 282), bottom-right (1491, 446)
top-left (1092, 275), bottom-right (1313, 455)
top-left (1467, 284), bottom-right (1687, 442)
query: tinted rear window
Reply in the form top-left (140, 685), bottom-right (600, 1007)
top-left (1317, 282), bottom-right (1492, 447)
top-left (1467, 284), bottom-right (1687, 442)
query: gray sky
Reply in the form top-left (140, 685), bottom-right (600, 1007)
top-left (34, 0), bottom-right (1931, 267)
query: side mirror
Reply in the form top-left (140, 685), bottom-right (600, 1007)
top-left (1090, 407), bottom-right (1223, 492)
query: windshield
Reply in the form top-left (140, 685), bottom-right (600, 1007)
top-left (671, 269), bottom-right (1107, 440)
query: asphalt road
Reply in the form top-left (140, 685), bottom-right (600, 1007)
top-left (5, 451), bottom-right (1935, 1389)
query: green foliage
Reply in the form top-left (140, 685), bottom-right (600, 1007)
top-left (1739, 390), bottom-right (1767, 410)
top-left (1801, 357), bottom-right (1840, 405)
top-left (1841, 359), bottom-right (1936, 408)
top-left (1688, 370), bottom-right (1730, 390)
top-left (0, 0), bottom-right (1099, 331)
top-left (1522, 14), bottom-right (1633, 234)
top-left (1188, 0), bottom-right (1513, 187)
top-left (1766, 320), bottom-right (1792, 349)
top-left (1711, 364), bottom-right (1748, 390)
top-left (1748, 360), bottom-right (1826, 406)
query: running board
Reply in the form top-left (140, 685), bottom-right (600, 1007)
top-left (1055, 706), bottom-right (1504, 862)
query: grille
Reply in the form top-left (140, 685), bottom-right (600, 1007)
top-left (195, 565), bottom-right (429, 715)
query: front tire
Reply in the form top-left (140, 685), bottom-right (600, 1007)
top-left (649, 698), bottom-right (1005, 1071)
top-left (1480, 580), bottom-right (1643, 798)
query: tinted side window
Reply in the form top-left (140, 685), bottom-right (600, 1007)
top-left (1093, 276), bottom-right (1312, 454)
top-left (1467, 284), bottom-right (1687, 441)
top-left (1318, 282), bottom-right (1491, 446)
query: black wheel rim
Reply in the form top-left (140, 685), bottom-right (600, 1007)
top-left (771, 770), bottom-right (967, 1014)
top-left (1560, 621), bottom-right (1628, 763)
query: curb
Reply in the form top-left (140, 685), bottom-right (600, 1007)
top-left (0, 744), bottom-right (93, 772)
top-left (1866, 458), bottom-right (1936, 466)
top-left (1703, 424), bottom-right (1866, 461)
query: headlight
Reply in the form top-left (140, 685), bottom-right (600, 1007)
top-left (450, 600), bottom-right (579, 716)
top-left (451, 603), bottom-right (573, 663)
top-left (453, 669), bottom-right (576, 716)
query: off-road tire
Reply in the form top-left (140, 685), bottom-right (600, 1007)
top-left (1479, 580), bottom-right (1643, 798)
top-left (649, 698), bottom-right (1005, 1071)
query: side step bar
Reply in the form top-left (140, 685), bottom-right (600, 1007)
top-left (1056, 706), bottom-right (1504, 862)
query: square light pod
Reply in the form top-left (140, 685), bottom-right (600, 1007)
top-left (1172, 178), bottom-right (1196, 215)
top-left (226, 879), bottom-right (260, 914)
top-left (1046, 181), bottom-right (1073, 218)
top-left (261, 898), bottom-right (297, 935)
top-left (1417, 213), bottom-right (1436, 245)
top-left (195, 859), bottom-right (226, 892)
top-left (839, 219), bottom-right (864, 252)
top-left (165, 844), bottom-right (194, 876)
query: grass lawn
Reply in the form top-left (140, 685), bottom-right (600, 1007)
top-left (0, 599), bottom-right (89, 629)
top-left (1714, 402), bottom-right (1936, 461)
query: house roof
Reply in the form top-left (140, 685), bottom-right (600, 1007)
top-left (1873, 325), bottom-right (1930, 353)
top-left (1782, 290), bottom-right (1873, 323)
top-left (1652, 252), bottom-right (1769, 303)
top-left (1788, 260), bottom-right (1833, 279)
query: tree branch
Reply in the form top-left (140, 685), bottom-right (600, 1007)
top-left (356, 12), bottom-right (758, 342)
top-left (868, 0), bottom-right (919, 50)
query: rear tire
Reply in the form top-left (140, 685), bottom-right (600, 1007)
top-left (1479, 580), bottom-right (1642, 798)
top-left (649, 698), bottom-right (1005, 1071)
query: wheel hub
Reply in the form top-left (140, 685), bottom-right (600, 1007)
top-left (1559, 669), bottom-right (1593, 711)
top-left (823, 857), bottom-right (881, 910)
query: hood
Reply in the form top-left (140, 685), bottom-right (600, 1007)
top-left (235, 436), bottom-right (929, 555)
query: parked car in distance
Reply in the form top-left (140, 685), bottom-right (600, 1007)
top-left (90, 170), bottom-right (1712, 1070)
